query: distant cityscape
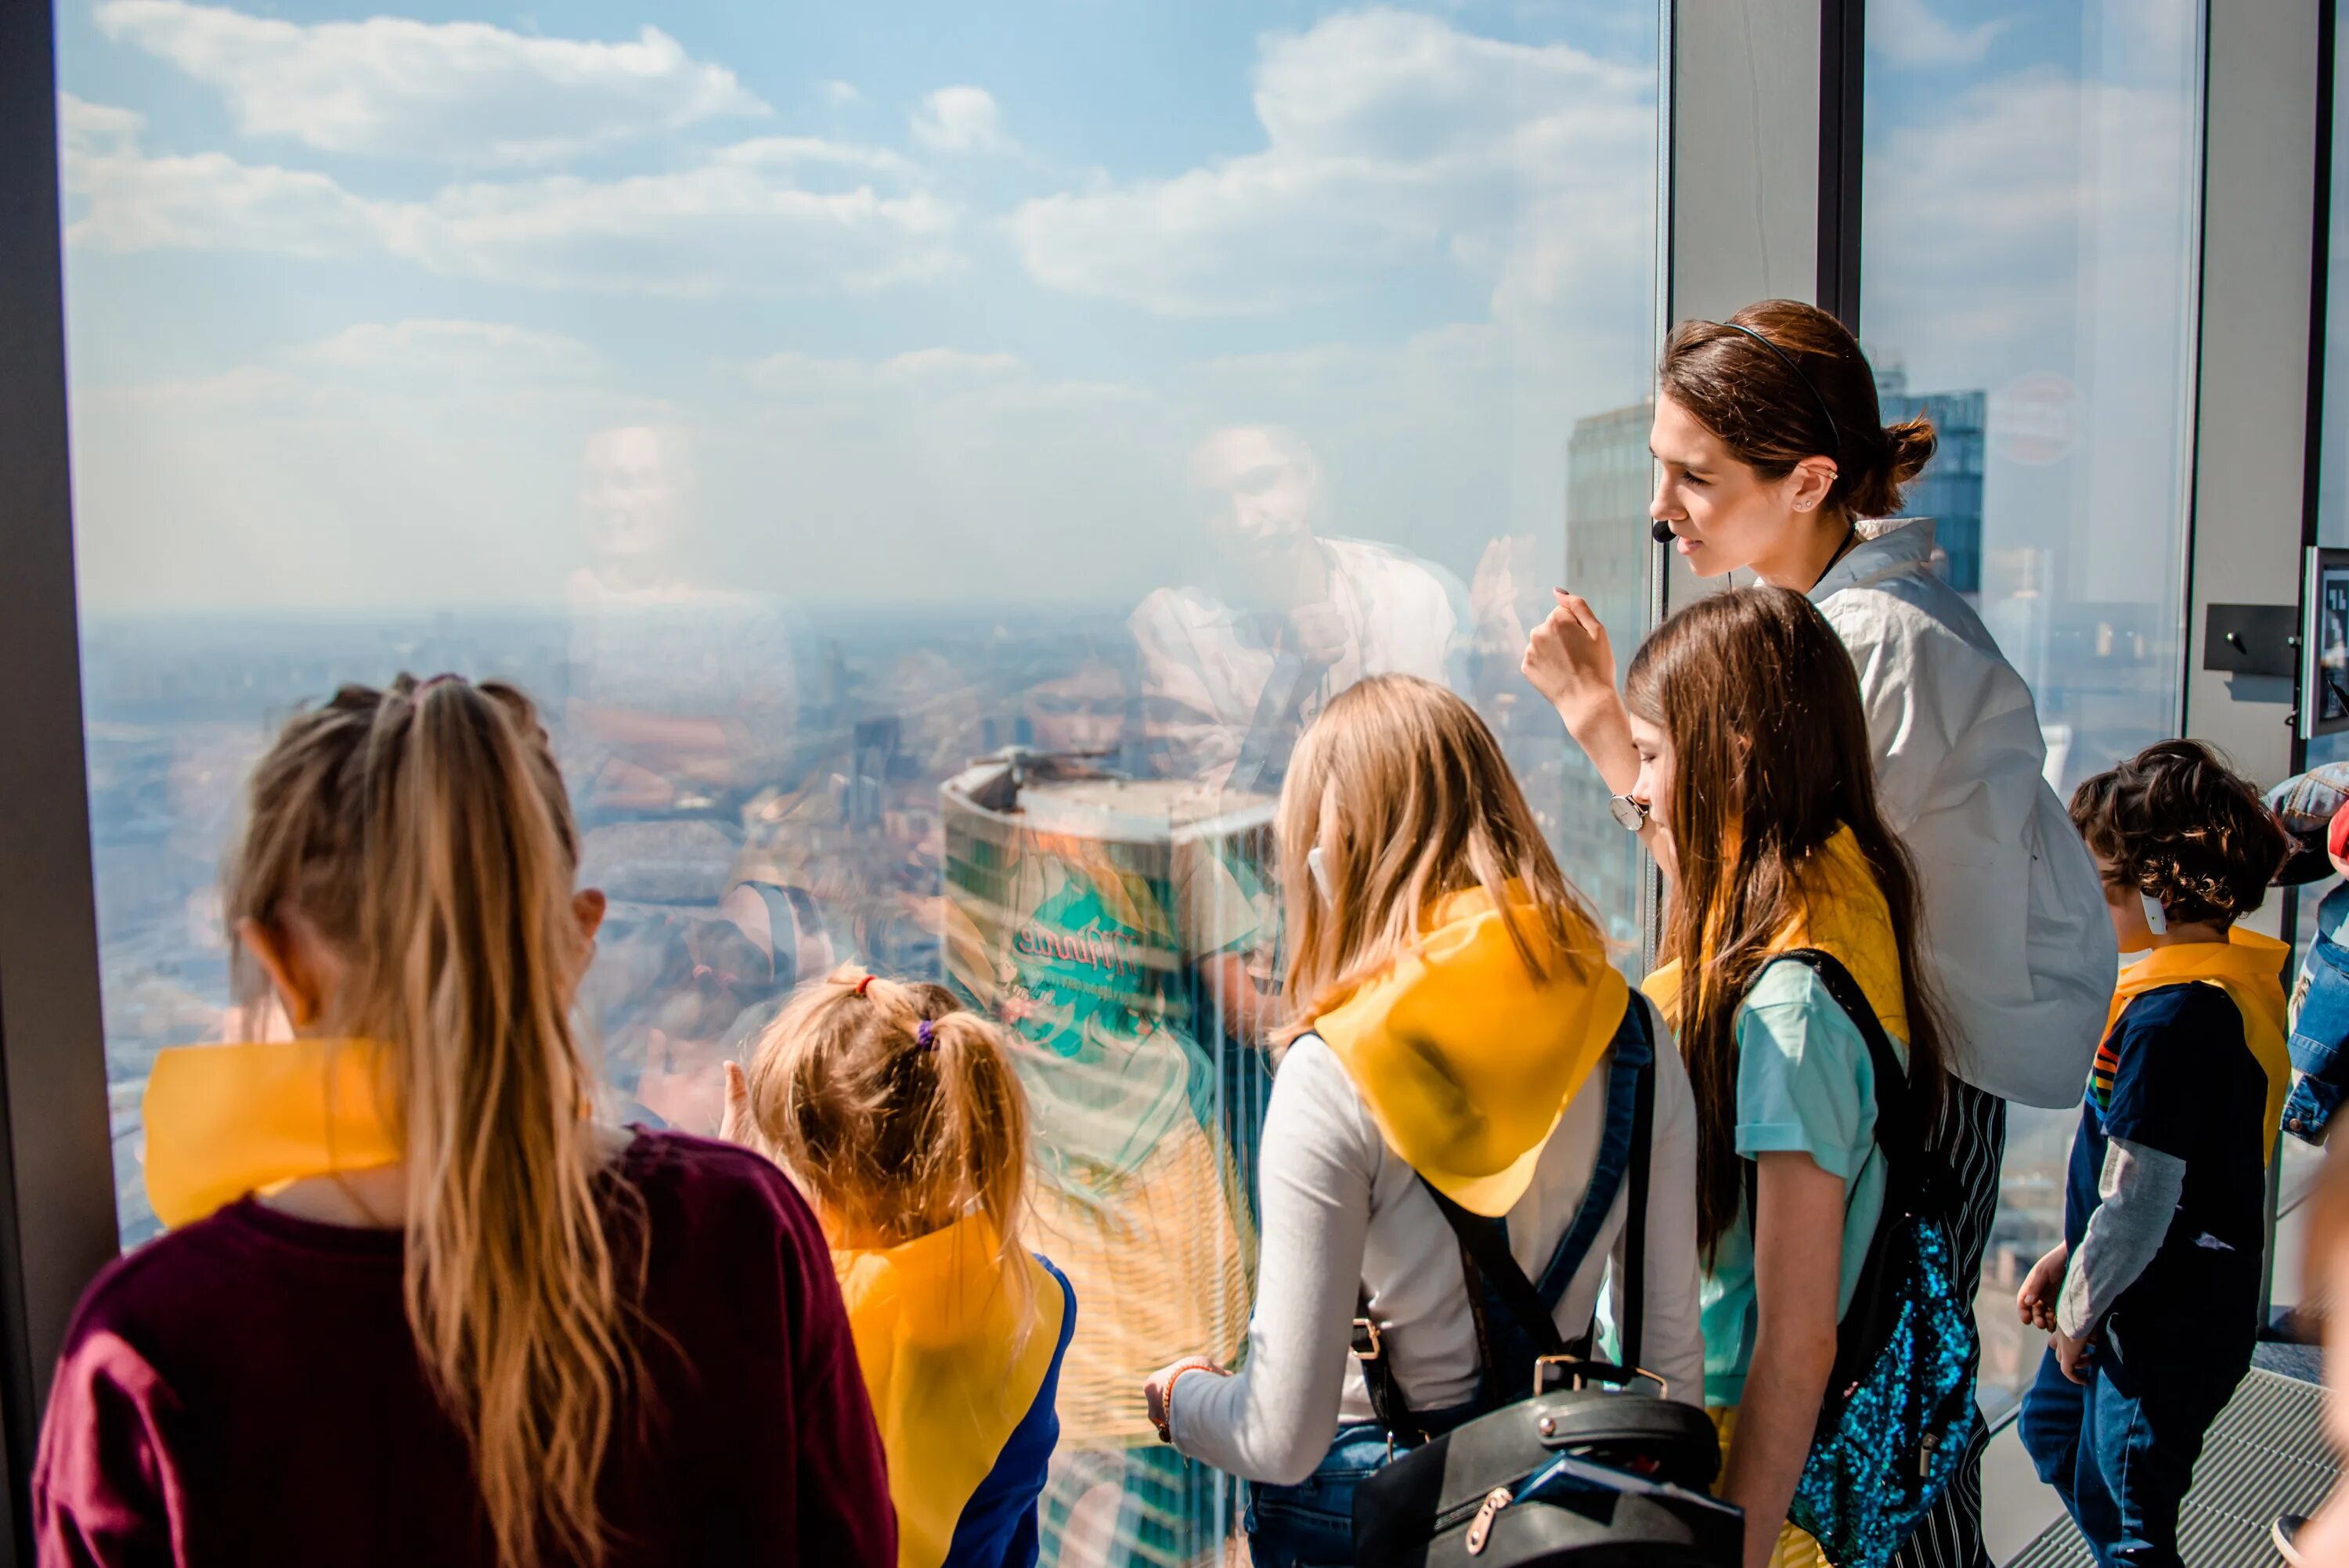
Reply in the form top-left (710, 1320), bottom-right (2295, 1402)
top-left (82, 364), bottom-right (2196, 1422)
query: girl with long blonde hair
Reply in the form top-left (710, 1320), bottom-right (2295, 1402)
top-left (721, 970), bottom-right (1075, 1568)
top-left (34, 675), bottom-right (893, 1568)
top-left (1142, 673), bottom-right (1704, 1568)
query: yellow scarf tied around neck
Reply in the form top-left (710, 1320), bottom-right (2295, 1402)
top-left (143, 1039), bottom-right (401, 1229)
top-left (1312, 882), bottom-right (1629, 1219)
top-left (1639, 827), bottom-right (1910, 1046)
top-left (2102, 929), bottom-right (2290, 1167)
top-left (835, 1216), bottom-right (1069, 1568)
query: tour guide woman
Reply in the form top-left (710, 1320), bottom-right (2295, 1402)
top-left (1525, 298), bottom-right (2116, 1568)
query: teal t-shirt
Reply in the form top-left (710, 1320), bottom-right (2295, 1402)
top-left (1699, 961), bottom-right (1908, 1408)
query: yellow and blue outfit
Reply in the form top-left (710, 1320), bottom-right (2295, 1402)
top-left (1645, 827), bottom-right (1913, 1568)
top-left (835, 1217), bottom-right (1077, 1568)
top-left (2018, 933), bottom-right (2287, 1568)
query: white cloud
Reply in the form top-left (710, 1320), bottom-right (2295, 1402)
top-left (1007, 9), bottom-right (1653, 317)
top-left (60, 96), bottom-right (378, 257)
top-left (1862, 63), bottom-right (2202, 609)
top-left (1870, 0), bottom-right (2011, 67)
top-left (58, 99), bottom-right (962, 295)
top-left (93, 0), bottom-right (767, 164)
top-left (72, 324), bottom-right (666, 611)
top-left (910, 86), bottom-right (1013, 154)
top-left (297, 319), bottom-right (601, 380)
top-left (819, 79), bottom-right (864, 106)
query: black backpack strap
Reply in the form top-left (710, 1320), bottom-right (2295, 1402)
top-left (1419, 993), bottom-right (1658, 1393)
top-left (1759, 950), bottom-right (1920, 1193)
top-left (1750, 949), bottom-right (1932, 1418)
top-left (1352, 1285), bottom-right (1412, 1432)
top-left (1620, 1000), bottom-right (1656, 1379)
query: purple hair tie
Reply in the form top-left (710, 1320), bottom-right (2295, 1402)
top-left (915, 1019), bottom-right (936, 1050)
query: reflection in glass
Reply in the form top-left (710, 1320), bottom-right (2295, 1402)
top-left (1862, 0), bottom-right (2205, 1422)
top-left (63, 3), bottom-right (1661, 1559)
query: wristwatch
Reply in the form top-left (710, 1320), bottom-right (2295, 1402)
top-left (1608, 793), bottom-right (1650, 832)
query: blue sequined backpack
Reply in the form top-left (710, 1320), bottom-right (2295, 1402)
top-left (1761, 951), bottom-right (1979, 1568)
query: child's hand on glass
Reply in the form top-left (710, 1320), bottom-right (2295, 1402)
top-left (2016, 1242), bottom-right (2066, 1333)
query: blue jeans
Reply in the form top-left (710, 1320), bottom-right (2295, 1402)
top-left (2016, 1317), bottom-right (2249, 1567)
top-left (1243, 1425), bottom-right (1396, 1568)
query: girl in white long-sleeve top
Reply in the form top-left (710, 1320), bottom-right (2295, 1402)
top-left (1140, 672), bottom-right (1705, 1568)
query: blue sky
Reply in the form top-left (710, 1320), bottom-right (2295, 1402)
top-left (56, 0), bottom-right (1662, 611)
top-left (54, 0), bottom-right (2199, 622)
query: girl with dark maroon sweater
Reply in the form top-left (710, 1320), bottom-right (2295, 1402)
top-left (34, 676), bottom-right (893, 1568)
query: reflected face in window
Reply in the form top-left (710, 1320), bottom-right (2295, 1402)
top-left (581, 426), bottom-right (688, 564)
top-left (1189, 426), bottom-right (1319, 568)
top-left (1024, 660), bottom-right (1126, 754)
top-left (1647, 395), bottom-right (1803, 579)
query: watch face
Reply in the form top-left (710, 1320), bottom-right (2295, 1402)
top-left (1608, 795), bottom-right (1649, 832)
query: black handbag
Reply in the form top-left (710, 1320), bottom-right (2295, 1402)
top-left (1349, 997), bottom-right (1743, 1568)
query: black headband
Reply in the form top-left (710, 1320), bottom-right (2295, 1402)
top-left (1715, 320), bottom-right (1842, 464)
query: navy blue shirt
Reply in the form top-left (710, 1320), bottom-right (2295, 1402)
top-left (942, 1258), bottom-right (1077, 1568)
top-left (2063, 983), bottom-right (2266, 1344)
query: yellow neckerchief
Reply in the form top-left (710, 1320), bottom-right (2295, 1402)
top-left (1311, 883), bottom-right (1629, 1219)
top-left (143, 1039), bottom-right (401, 1229)
top-left (2102, 928), bottom-right (2290, 1167)
top-left (835, 1215), bottom-right (1069, 1568)
top-left (1640, 827), bottom-right (1909, 1047)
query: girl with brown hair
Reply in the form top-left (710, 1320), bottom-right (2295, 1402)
top-left (1623, 586), bottom-right (1951, 1568)
top-left (720, 971), bottom-right (1076, 1568)
top-left (33, 676), bottom-right (892, 1567)
top-left (1139, 673), bottom-right (1705, 1567)
top-left (1528, 297), bottom-right (2114, 1568)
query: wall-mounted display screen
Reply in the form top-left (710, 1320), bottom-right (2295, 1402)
top-left (2308, 548), bottom-right (2349, 737)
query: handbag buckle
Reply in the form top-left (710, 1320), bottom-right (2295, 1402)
top-left (1533, 1355), bottom-right (1671, 1401)
top-left (1532, 1354), bottom-right (1586, 1398)
top-left (1351, 1316), bottom-right (1384, 1361)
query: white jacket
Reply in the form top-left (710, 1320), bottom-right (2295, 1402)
top-left (1810, 518), bottom-right (2116, 1109)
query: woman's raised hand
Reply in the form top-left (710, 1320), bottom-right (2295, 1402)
top-left (1522, 591), bottom-right (1618, 729)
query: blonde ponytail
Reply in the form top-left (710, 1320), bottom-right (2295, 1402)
top-left (742, 968), bottom-right (1036, 1325)
top-left (226, 676), bottom-right (632, 1568)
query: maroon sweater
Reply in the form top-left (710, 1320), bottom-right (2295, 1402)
top-left (33, 1131), bottom-right (895, 1567)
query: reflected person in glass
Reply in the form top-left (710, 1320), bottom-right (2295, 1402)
top-left (1129, 424), bottom-right (1470, 798)
top-left (566, 424), bottom-right (806, 1134)
top-left (1525, 299), bottom-right (2116, 1568)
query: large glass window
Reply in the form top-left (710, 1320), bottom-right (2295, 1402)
top-left (1861, 0), bottom-right (2206, 1419)
top-left (2282, 1), bottom-right (2349, 1235)
top-left (60, 3), bottom-right (1660, 1560)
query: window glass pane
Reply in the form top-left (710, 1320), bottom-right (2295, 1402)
top-left (2281, 5), bottom-right (2349, 1227)
top-left (61, 3), bottom-right (1659, 1556)
top-left (1862, 0), bottom-right (2205, 1421)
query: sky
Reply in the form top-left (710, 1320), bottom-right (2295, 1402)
top-left (54, 0), bottom-right (2201, 622)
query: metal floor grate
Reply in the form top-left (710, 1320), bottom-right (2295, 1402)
top-left (2008, 1368), bottom-right (2337, 1566)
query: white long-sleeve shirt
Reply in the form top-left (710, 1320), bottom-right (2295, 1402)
top-left (1810, 519), bottom-right (2118, 1108)
top-left (1167, 1000), bottom-right (1705, 1486)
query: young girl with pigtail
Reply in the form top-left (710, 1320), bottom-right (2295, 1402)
top-left (723, 968), bottom-right (1077, 1568)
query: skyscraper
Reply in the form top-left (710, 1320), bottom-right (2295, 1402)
top-left (1876, 367), bottom-right (1987, 597)
top-left (1560, 402), bottom-right (1656, 946)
